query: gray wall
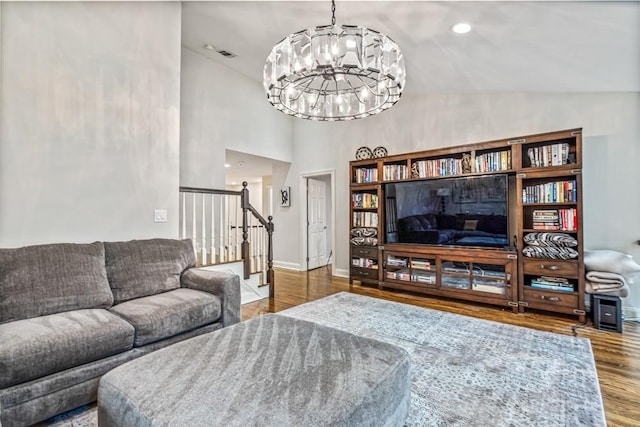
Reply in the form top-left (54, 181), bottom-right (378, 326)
top-left (180, 48), bottom-right (292, 189)
top-left (274, 92), bottom-right (640, 311)
top-left (0, 2), bottom-right (182, 247)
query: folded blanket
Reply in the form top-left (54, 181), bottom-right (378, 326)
top-left (586, 271), bottom-right (627, 287)
top-left (586, 280), bottom-right (630, 297)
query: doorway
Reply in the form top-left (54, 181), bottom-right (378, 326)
top-left (300, 170), bottom-right (335, 273)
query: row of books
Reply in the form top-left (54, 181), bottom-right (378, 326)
top-left (475, 150), bottom-right (511, 173)
top-left (522, 180), bottom-right (577, 204)
top-left (351, 257), bottom-right (378, 269)
top-left (385, 269), bottom-right (436, 283)
top-left (411, 158), bottom-right (463, 178)
top-left (532, 208), bottom-right (578, 231)
top-left (527, 143), bottom-right (571, 167)
top-left (383, 164), bottom-right (409, 181)
top-left (352, 212), bottom-right (378, 227)
top-left (529, 276), bottom-right (575, 292)
top-left (353, 167), bottom-right (378, 183)
top-left (352, 193), bottom-right (378, 208)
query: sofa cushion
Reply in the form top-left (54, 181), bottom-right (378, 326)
top-left (398, 213), bottom-right (437, 232)
top-left (104, 239), bottom-right (196, 304)
top-left (0, 242), bottom-right (113, 324)
top-left (0, 309), bottom-right (134, 388)
top-left (109, 288), bottom-right (221, 346)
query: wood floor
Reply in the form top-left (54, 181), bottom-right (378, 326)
top-left (243, 268), bottom-right (640, 427)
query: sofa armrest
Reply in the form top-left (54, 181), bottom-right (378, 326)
top-left (180, 269), bottom-right (240, 327)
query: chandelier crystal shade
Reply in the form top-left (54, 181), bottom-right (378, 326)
top-left (263, 3), bottom-right (405, 121)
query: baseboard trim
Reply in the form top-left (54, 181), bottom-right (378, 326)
top-left (273, 261), bottom-right (301, 271)
top-left (334, 268), bottom-right (349, 278)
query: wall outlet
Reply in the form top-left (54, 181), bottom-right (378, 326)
top-left (154, 209), bottom-right (168, 223)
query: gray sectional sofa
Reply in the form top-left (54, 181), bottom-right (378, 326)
top-left (0, 238), bottom-right (241, 427)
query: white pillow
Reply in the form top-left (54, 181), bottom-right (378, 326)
top-left (584, 250), bottom-right (640, 277)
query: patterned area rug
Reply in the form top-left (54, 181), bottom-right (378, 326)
top-left (39, 405), bottom-right (96, 427)
top-left (44, 292), bottom-right (605, 427)
top-left (280, 292), bottom-right (606, 427)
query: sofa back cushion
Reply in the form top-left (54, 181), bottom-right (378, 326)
top-left (437, 214), bottom-right (459, 230)
top-left (0, 242), bottom-right (113, 324)
top-left (104, 239), bottom-right (196, 304)
top-left (477, 215), bottom-right (508, 235)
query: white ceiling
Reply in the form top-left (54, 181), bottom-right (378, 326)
top-left (182, 1), bottom-right (640, 94)
top-left (182, 1), bottom-right (640, 183)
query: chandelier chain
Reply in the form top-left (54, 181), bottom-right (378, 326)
top-left (331, 0), bottom-right (336, 26)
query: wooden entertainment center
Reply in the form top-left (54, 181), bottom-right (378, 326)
top-left (349, 128), bottom-right (585, 320)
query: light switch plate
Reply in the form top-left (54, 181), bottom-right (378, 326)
top-left (154, 209), bottom-right (168, 223)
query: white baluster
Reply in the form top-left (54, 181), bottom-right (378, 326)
top-left (201, 193), bottom-right (207, 265)
top-left (220, 195), bottom-right (225, 263)
top-left (180, 192), bottom-right (186, 239)
top-left (210, 194), bottom-right (216, 264)
top-left (235, 198), bottom-right (241, 262)
top-left (227, 196), bottom-right (232, 261)
top-left (191, 193), bottom-right (197, 257)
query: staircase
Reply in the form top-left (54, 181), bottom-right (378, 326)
top-left (179, 182), bottom-right (274, 300)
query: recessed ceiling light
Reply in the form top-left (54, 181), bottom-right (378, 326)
top-left (451, 23), bottom-right (471, 34)
top-left (224, 163), bottom-right (231, 168)
top-left (203, 43), bottom-right (216, 51)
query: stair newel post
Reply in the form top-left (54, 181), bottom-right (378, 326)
top-left (240, 182), bottom-right (250, 280)
top-left (267, 215), bottom-right (275, 297)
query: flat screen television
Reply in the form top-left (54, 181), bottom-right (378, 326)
top-left (384, 174), bottom-right (509, 249)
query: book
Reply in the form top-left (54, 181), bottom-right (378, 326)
top-left (530, 282), bottom-right (574, 292)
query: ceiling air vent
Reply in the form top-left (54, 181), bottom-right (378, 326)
top-left (217, 50), bottom-right (237, 58)
top-left (202, 44), bottom-right (237, 59)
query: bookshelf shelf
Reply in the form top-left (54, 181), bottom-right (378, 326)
top-left (523, 202), bottom-right (577, 207)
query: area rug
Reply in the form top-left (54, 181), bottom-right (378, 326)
top-left (280, 292), bottom-right (605, 427)
top-left (42, 292), bottom-right (605, 427)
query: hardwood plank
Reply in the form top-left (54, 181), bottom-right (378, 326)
top-left (243, 268), bottom-right (640, 426)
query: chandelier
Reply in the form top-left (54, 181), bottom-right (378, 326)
top-left (263, 0), bottom-right (406, 121)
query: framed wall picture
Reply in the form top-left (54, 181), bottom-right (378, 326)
top-left (280, 186), bottom-right (291, 207)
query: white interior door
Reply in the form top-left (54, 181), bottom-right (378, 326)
top-left (307, 177), bottom-right (328, 270)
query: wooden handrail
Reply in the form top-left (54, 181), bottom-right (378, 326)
top-left (179, 186), bottom-right (241, 197)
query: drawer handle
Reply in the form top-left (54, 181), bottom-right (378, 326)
top-left (360, 271), bottom-right (370, 276)
top-left (540, 295), bottom-right (560, 302)
top-left (540, 264), bottom-right (560, 271)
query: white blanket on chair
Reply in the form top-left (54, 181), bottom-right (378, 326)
top-left (584, 250), bottom-right (640, 276)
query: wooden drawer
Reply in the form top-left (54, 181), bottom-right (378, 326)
top-left (351, 246), bottom-right (378, 258)
top-left (523, 259), bottom-right (578, 278)
top-left (523, 288), bottom-right (578, 308)
top-left (351, 267), bottom-right (378, 280)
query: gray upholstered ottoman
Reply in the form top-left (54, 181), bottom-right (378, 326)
top-left (98, 313), bottom-right (411, 426)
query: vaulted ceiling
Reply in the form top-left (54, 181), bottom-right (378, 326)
top-left (182, 1), bottom-right (640, 95)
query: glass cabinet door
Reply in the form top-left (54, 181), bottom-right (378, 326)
top-left (385, 254), bottom-right (410, 281)
top-left (471, 263), bottom-right (508, 295)
top-left (440, 260), bottom-right (472, 290)
top-left (409, 257), bottom-right (436, 285)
